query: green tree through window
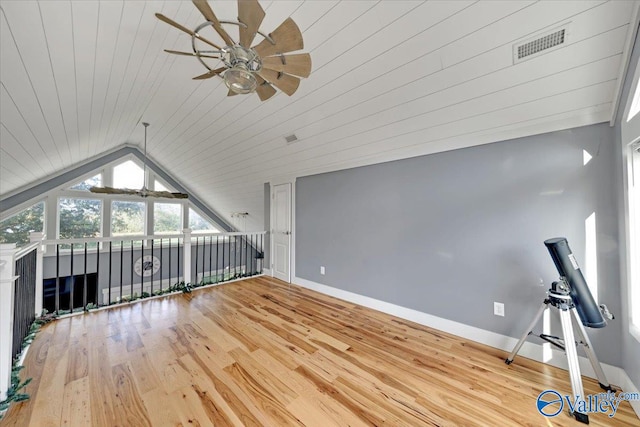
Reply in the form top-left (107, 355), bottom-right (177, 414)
top-left (0, 202), bottom-right (45, 246)
top-left (59, 198), bottom-right (102, 248)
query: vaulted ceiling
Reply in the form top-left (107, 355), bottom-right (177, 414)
top-left (1, 0), bottom-right (638, 231)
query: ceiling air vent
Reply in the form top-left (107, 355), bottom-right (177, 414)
top-left (284, 134), bottom-right (298, 144)
top-left (514, 27), bottom-right (568, 63)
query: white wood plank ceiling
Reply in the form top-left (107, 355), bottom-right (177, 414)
top-left (1, 0), bottom-right (638, 231)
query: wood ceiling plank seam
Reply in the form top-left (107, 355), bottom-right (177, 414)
top-left (95, 1), bottom-right (147, 153)
top-left (87, 0), bottom-right (125, 158)
top-left (148, 1), bottom-right (376, 166)
top-left (0, 125), bottom-right (48, 182)
top-left (114, 5), bottom-right (206, 149)
top-left (225, 81), bottom-right (618, 184)
top-left (183, 22), bottom-right (628, 176)
top-left (102, 1), bottom-right (154, 148)
top-left (160, 1), bottom-right (384, 165)
top-left (109, 2), bottom-right (180, 145)
top-left (169, 1), bottom-right (523, 169)
top-left (0, 5), bottom-right (64, 170)
top-left (440, 0), bottom-right (608, 68)
top-left (70, 0), bottom-right (99, 163)
top-left (191, 79), bottom-right (617, 186)
top-left (294, 104), bottom-right (614, 181)
top-left (154, 89), bottom-right (260, 159)
top-left (82, 0), bottom-right (101, 162)
top-left (37, 1), bottom-right (76, 166)
top-left (0, 141), bottom-right (40, 182)
top-left (0, 84), bottom-right (58, 174)
top-left (258, 0), bottom-right (604, 154)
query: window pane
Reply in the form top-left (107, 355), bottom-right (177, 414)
top-left (59, 198), bottom-right (102, 248)
top-left (112, 201), bottom-right (146, 236)
top-left (70, 174), bottom-right (102, 191)
top-left (154, 203), bottom-right (182, 234)
top-left (155, 180), bottom-right (169, 192)
top-left (189, 208), bottom-right (220, 233)
top-left (0, 202), bottom-right (45, 246)
top-left (113, 160), bottom-right (144, 189)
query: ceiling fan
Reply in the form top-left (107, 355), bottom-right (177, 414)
top-left (156, 0), bottom-right (311, 101)
top-left (89, 123), bottom-right (188, 199)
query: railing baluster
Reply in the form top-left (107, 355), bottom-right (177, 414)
top-left (83, 242), bottom-right (88, 310)
top-left (151, 238), bottom-right (154, 296)
top-left (96, 240), bottom-right (100, 307)
top-left (160, 238), bottom-right (164, 293)
top-left (141, 237), bottom-right (144, 298)
top-left (130, 240), bottom-right (134, 300)
top-left (216, 236), bottom-right (220, 283)
top-left (208, 236), bottom-right (212, 283)
top-left (177, 237), bottom-right (181, 284)
top-left (168, 238), bottom-right (172, 288)
top-left (119, 241), bottom-right (124, 303)
top-left (56, 244), bottom-right (60, 314)
top-left (195, 237), bottom-right (199, 284)
top-left (202, 236), bottom-right (206, 282)
top-left (70, 245), bottom-right (74, 313)
top-left (108, 241), bottom-right (112, 306)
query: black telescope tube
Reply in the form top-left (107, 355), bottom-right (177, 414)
top-left (544, 237), bottom-right (606, 328)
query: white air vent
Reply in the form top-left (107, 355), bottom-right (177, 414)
top-left (284, 134), bottom-right (298, 144)
top-left (513, 26), bottom-right (569, 64)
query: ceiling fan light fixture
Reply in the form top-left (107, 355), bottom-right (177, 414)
top-left (224, 63), bottom-right (257, 94)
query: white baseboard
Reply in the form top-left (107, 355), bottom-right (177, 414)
top-left (262, 268), bottom-right (272, 276)
top-left (293, 276), bottom-right (640, 419)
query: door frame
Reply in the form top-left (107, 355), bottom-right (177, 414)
top-left (270, 179), bottom-right (295, 282)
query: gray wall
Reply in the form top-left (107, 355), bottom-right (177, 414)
top-left (615, 23), bottom-right (640, 389)
top-left (296, 123), bottom-right (623, 366)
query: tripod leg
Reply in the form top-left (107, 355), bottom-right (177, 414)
top-left (571, 308), bottom-right (614, 391)
top-left (505, 301), bottom-right (548, 364)
top-left (559, 308), bottom-right (589, 424)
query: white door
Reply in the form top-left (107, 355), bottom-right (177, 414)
top-left (272, 183), bottom-right (291, 282)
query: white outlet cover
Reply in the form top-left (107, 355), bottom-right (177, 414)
top-left (320, 266), bottom-right (325, 275)
top-left (494, 302), bottom-right (505, 317)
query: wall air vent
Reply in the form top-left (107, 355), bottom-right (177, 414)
top-left (284, 134), bottom-right (298, 144)
top-left (514, 26), bottom-right (568, 64)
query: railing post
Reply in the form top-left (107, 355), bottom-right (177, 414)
top-left (30, 232), bottom-right (44, 317)
top-left (183, 228), bottom-right (192, 284)
top-left (0, 244), bottom-right (18, 401)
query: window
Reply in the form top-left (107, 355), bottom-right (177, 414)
top-left (111, 201), bottom-right (145, 236)
top-left (58, 198), bottom-right (102, 248)
top-left (189, 208), bottom-right (220, 233)
top-left (630, 142), bottom-right (640, 337)
top-left (0, 201), bottom-right (45, 246)
top-left (154, 203), bottom-right (182, 234)
top-left (154, 180), bottom-right (169, 192)
top-left (113, 160), bottom-right (144, 189)
top-left (69, 174), bottom-right (102, 191)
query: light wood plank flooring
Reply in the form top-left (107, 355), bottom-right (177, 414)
top-left (1, 277), bottom-right (638, 426)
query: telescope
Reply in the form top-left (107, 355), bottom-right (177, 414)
top-left (506, 237), bottom-right (614, 424)
top-left (544, 237), bottom-right (606, 328)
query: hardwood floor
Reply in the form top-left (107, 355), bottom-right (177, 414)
top-left (1, 276), bottom-right (638, 426)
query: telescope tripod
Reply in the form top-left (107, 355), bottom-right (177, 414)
top-left (505, 286), bottom-right (613, 424)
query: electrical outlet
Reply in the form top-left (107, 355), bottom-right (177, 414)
top-left (320, 266), bottom-right (325, 275)
top-left (494, 302), bottom-right (505, 317)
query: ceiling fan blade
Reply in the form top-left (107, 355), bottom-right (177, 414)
top-left (192, 0), bottom-right (235, 46)
top-left (257, 69), bottom-right (300, 96)
top-left (261, 53), bottom-right (311, 78)
top-left (146, 191), bottom-right (189, 199)
top-left (255, 75), bottom-right (276, 101)
top-left (89, 186), bottom-right (139, 196)
top-left (164, 49), bottom-right (219, 59)
top-left (253, 18), bottom-right (303, 58)
top-left (193, 67), bottom-right (227, 80)
top-left (238, 0), bottom-right (265, 48)
top-left (155, 13), bottom-right (221, 49)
